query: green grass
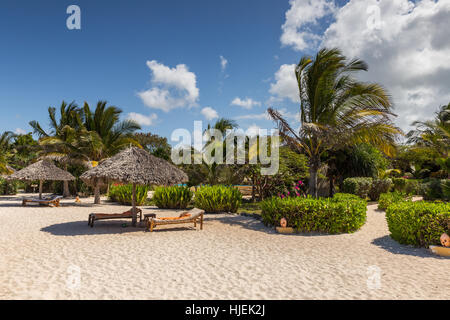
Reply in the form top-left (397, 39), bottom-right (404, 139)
top-left (238, 201), bottom-right (262, 215)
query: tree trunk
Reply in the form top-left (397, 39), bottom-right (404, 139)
top-left (39, 180), bottom-right (43, 199)
top-left (308, 161), bottom-right (319, 198)
top-left (251, 173), bottom-right (256, 203)
top-left (94, 178), bottom-right (101, 204)
top-left (131, 183), bottom-right (137, 227)
top-left (63, 164), bottom-right (70, 198)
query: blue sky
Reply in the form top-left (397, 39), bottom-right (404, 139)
top-left (1, 0), bottom-right (449, 143)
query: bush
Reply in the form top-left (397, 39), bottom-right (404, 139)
top-left (392, 178), bottom-right (407, 193)
top-left (0, 178), bottom-right (17, 195)
top-left (404, 179), bottom-right (420, 195)
top-left (194, 185), bottom-right (242, 213)
top-left (386, 201), bottom-right (450, 247)
top-left (420, 179), bottom-right (449, 201)
top-left (108, 184), bottom-right (149, 205)
top-left (368, 179), bottom-right (392, 201)
top-left (377, 192), bottom-right (408, 211)
top-left (153, 186), bottom-right (193, 209)
top-left (260, 193), bottom-right (367, 234)
top-left (342, 177), bottom-right (373, 199)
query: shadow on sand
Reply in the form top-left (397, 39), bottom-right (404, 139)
top-left (371, 235), bottom-right (440, 258)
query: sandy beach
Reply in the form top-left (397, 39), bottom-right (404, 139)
top-left (0, 194), bottom-right (448, 300)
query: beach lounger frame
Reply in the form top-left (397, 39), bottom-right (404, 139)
top-left (145, 208), bottom-right (204, 232)
top-left (22, 195), bottom-right (63, 207)
top-left (88, 208), bottom-right (142, 227)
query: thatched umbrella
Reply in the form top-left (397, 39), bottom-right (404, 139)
top-left (8, 160), bottom-right (75, 199)
top-left (80, 147), bottom-right (188, 226)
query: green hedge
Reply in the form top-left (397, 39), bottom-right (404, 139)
top-left (260, 193), bottom-right (367, 234)
top-left (0, 178), bottom-right (17, 195)
top-left (108, 184), bottom-right (149, 206)
top-left (377, 192), bottom-right (409, 211)
top-left (194, 185), bottom-right (242, 213)
top-left (368, 179), bottom-right (392, 201)
top-left (342, 177), bottom-right (373, 199)
top-left (386, 201), bottom-right (450, 247)
top-left (392, 178), bottom-right (420, 195)
top-left (153, 186), bottom-right (193, 209)
top-left (419, 179), bottom-right (449, 201)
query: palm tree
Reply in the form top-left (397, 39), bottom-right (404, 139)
top-left (29, 101), bottom-right (85, 197)
top-left (81, 101), bottom-right (141, 203)
top-left (203, 118), bottom-right (238, 184)
top-left (0, 131), bottom-right (14, 174)
top-left (268, 48), bottom-right (401, 197)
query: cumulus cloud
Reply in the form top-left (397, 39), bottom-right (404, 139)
top-left (127, 112), bottom-right (158, 126)
top-left (231, 97), bottom-right (262, 109)
top-left (220, 56), bottom-right (228, 71)
top-left (138, 60), bottom-right (199, 112)
top-left (234, 112), bottom-right (271, 121)
top-left (268, 64), bottom-right (299, 104)
top-left (15, 128), bottom-right (26, 135)
top-left (276, 0), bottom-right (450, 131)
top-left (201, 107), bottom-right (219, 120)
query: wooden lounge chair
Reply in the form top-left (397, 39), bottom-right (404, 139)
top-left (88, 208), bottom-right (142, 227)
top-left (145, 208), bottom-right (204, 232)
top-left (22, 195), bottom-right (63, 207)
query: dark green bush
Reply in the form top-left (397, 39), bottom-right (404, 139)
top-left (0, 178), bottom-right (17, 195)
top-left (368, 179), bottom-right (392, 201)
top-left (420, 179), bottom-right (449, 201)
top-left (108, 184), bottom-right (149, 205)
top-left (392, 178), bottom-right (407, 193)
top-left (386, 201), bottom-right (450, 247)
top-left (378, 192), bottom-right (409, 211)
top-left (404, 179), bottom-right (420, 195)
top-left (194, 185), bottom-right (242, 213)
top-left (260, 193), bottom-right (367, 234)
top-left (342, 177), bottom-right (373, 199)
top-left (153, 186), bottom-right (193, 209)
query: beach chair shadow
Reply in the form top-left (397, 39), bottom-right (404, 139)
top-left (40, 220), bottom-right (146, 236)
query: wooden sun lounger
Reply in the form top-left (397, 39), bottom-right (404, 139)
top-left (145, 208), bottom-right (204, 232)
top-left (88, 208), bottom-right (142, 227)
top-left (22, 195), bottom-right (63, 207)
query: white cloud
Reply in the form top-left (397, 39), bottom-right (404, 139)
top-left (127, 112), bottom-right (158, 126)
top-left (138, 60), bottom-right (199, 112)
top-left (278, 0), bottom-right (450, 131)
top-left (281, 0), bottom-right (336, 50)
top-left (268, 64), bottom-right (299, 104)
top-left (235, 112), bottom-right (271, 121)
top-left (220, 56), bottom-right (228, 71)
top-left (15, 128), bottom-right (26, 135)
top-left (231, 97), bottom-right (262, 109)
top-left (201, 107), bottom-right (219, 120)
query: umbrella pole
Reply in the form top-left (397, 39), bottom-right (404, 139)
top-left (39, 180), bottom-right (43, 199)
top-left (132, 183), bottom-right (137, 227)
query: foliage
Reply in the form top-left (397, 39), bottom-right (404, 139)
top-left (108, 184), bottom-right (149, 206)
top-left (153, 186), bottom-right (193, 209)
top-left (419, 179), bottom-right (449, 201)
top-left (378, 192), bottom-right (409, 211)
top-left (268, 48), bottom-right (401, 197)
top-left (386, 201), bottom-right (450, 247)
top-left (0, 178), bottom-right (17, 195)
top-left (134, 132), bottom-right (171, 161)
top-left (368, 178), bottom-right (392, 201)
top-left (342, 177), bottom-right (373, 199)
top-left (260, 193), bottom-right (367, 234)
top-left (194, 185), bottom-right (242, 213)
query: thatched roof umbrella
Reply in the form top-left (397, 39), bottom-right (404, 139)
top-left (80, 147), bottom-right (188, 226)
top-left (8, 160), bottom-right (75, 199)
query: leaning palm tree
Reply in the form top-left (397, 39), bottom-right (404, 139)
top-left (81, 101), bottom-right (141, 203)
top-left (268, 48), bottom-right (402, 197)
top-left (0, 131), bottom-right (14, 174)
top-left (29, 101), bottom-right (85, 197)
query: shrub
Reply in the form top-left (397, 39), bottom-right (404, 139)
top-left (404, 179), bottom-right (420, 195)
top-left (260, 193), bottom-right (367, 234)
top-left (368, 179), bottom-right (392, 201)
top-left (386, 201), bottom-right (450, 247)
top-left (392, 178), bottom-right (407, 193)
top-left (194, 185), bottom-right (242, 213)
top-left (420, 179), bottom-right (449, 201)
top-left (0, 178), bottom-right (17, 195)
top-left (153, 186), bottom-right (193, 209)
top-left (377, 192), bottom-right (408, 211)
top-left (108, 184), bottom-right (149, 205)
top-left (342, 177), bottom-right (373, 199)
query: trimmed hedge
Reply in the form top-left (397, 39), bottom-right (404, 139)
top-left (386, 201), bottom-right (450, 247)
top-left (260, 193), bottom-right (367, 234)
top-left (377, 192), bottom-right (409, 211)
top-left (342, 177), bottom-right (373, 199)
top-left (194, 185), bottom-right (242, 213)
top-left (153, 186), bottom-right (193, 209)
top-left (368, 178), bottom-right (392, 201)
top-left (108, 184), bottom-right (149, 206)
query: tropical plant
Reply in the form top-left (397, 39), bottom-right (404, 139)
top-left (194, 185), bottom-right (242, 213)
top-left (368, 178), bottom-right (392, 201)
top-left (268, 48), bottom-right (401, 197)
top-left (0, 131), bottom-right (14, 174)
top-left (108, 183), bottom-right (149, 206)
top-left (378, 191), bottom-right (409, 211)
top-left (153, 186), bottom-right (193, 209)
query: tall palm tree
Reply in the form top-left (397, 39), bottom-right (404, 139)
top-left (268, 48), bottom-right (402, 197)
top-left (81, 101), bottom-right (141, 203)
top-left (0, 131), bottom-right (14, 174)
top-left (29, 101), bottom-right (85, 197)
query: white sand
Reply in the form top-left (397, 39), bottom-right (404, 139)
top-left (0, 194), bottom-right (448, 300)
